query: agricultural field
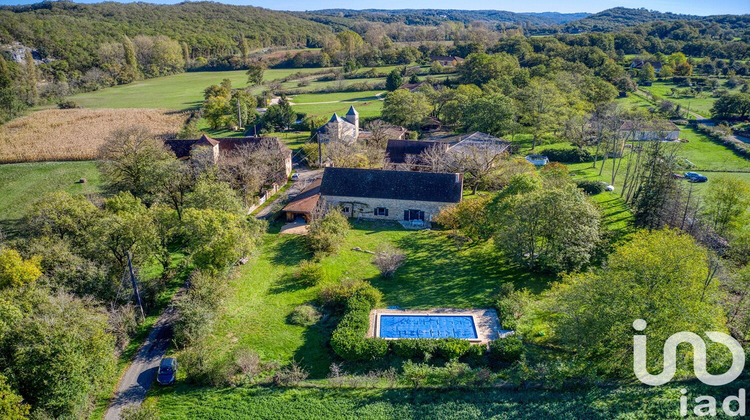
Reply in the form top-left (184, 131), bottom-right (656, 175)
top-left (148, 378), bottom-right (749, 419)
top-left (0, 109), bottom-right (187, 163)
top-left (291, 90), bottom-right (385, 119)
top-left (61, 67), bottom-right (340, 110)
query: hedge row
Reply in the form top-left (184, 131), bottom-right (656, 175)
top-left (329, 284), bottom-right (521, 362)
top-left (544, 148), bottom-right (594, 163)
top-left (330, 290), bottom-right (389, 361)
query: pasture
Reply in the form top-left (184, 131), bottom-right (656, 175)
top-left (639, 79), bottom-right (745, 118)
top-left (63, 68), bottom-right (339, 110)
top-left (0, 161), bottom-right (100, 229)
top-left (0, 108), bottom-right (187, 163)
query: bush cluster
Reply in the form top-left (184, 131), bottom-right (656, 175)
top-left (489, 334), bottom-right (524, 363)
top-left (294, 260), bottom-right (325, 287)
top-left (391, 338), bottom-right (472, 360)
top-left (330, 287), bottom-right (388, 361)
top-left (575, 179), bottom-right (606, 195)
top-left (319, 279), bottom-right (383, 312)
top-left (544, 147), bottom-right (593, 163)
top-left (288, 304), bottom-right (322, 326)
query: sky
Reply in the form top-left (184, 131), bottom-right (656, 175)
top-left (0, 0), bottom-right (748, 16)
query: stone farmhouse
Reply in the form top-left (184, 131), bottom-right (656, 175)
top-left (430, 55), bottom-right (465, 67)
top-left (164, 134), bottom-right (293, 177)
top-left (618, 120), bottom-right (680, 141)
top-left (282, 167), bottom-right (463, 223)
top-left (629, 60), bottom-right (663, 74)
top-left (385, 132), bottom-right (511, 169)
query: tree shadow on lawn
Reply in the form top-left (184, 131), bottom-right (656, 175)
top-left (268, 233), bottom-right (311, 268)
top-left (370, 232), bottom-right (555, 309)
top-left (291, 310), bottom-right (338, 379)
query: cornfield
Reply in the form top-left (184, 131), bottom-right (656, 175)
top-left (0, 108), bottom-right (188, 163)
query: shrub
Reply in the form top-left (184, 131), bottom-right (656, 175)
top-left (544, 147), bottom-right (593, 163)
top-left (288, 304), bottom-right (322, 326)
top-left (306, 209), bottom-right (350, 255)
top-left (294, 260), bottom-right (325, 286)
top-left (489, 335), bottom-right (524, 362)
top-left (318, 279), bottom-right (382, 311)
top-left (575, 180), bottom-right (605, 195)
top-left (373, 245), bottom-right (405, 278)
top-left (435, 338), bottom-right (471, 360)
top-left (392, 339), bottom-right (437, 359)
top-left (463, 344), bottom-right (487, 362)
top-left (273, 361), bottom-right (309, 386)
top-left (57, 100), bottom-right (80, 109)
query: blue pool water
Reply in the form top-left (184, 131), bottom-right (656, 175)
top-left (379, 315), bottom-right (478, 339)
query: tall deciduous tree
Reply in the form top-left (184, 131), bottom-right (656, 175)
top-left (490, 183), bottom-right (600, 273)
top-left (540, 229), bottom-right (726, 377)
top-left (382, 89), bottom-right (431, 129)
top-left (703, 176), bottom-right (750, 236)
top-left (246, 63), bottom-right (264, 86)
top-left (98, 126), bottom-right (174, 200)
top-left (122, 35), bottom-right (138, 76)
top-left (515, 79), bottom-right (564, 150)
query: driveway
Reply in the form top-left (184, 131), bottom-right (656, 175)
top-left (255, 161), bottom-right (322, 219)
top-left (103, 294), bottom-right (181, 420)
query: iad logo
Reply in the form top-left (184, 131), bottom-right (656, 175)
top-left (632, 319), bottom-right (747, 417)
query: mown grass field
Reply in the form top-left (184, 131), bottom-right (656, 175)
top-left (291, 90), bottom-right (385, 119)
top-left (63, 68), bottom-right (339, 110)
top-left (180, 220), bottom-right (554, 380)
top-left (639, 79), bottom-right (744, 118)
top-left (0, 161), bottom-right (101, 227)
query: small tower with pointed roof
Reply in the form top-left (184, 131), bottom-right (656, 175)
top-left (345, 106), bottom-right (359, 139)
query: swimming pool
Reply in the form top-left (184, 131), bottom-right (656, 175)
top-left (377, 314), bottom-right (478, 339)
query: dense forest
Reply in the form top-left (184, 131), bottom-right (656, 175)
top-left (1, 2), bottom-right (749, 123)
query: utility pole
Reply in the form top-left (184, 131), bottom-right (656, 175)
top-left (127, 251), bottom-right (145, 320)
top-left (237, 98), bottom-right (242, 129)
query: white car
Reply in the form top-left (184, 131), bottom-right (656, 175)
top-left (291, 173), bottom-right (299, 181)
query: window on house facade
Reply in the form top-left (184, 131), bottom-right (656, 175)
top-left (374, 207), bottom-right (389, 216)
top-left (342, 206), bottom-right (350, 213)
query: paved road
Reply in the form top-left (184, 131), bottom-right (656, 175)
top-left (103, 296), bottom-right (181, 420)
top-left (255, 161), bottom-right (322, 219)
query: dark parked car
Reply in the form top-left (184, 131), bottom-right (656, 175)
top-left (685, 172), bottom-right (708, 183)
top-left (156, 357), bottom-right (177, 385)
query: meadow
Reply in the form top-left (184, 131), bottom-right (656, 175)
top-left (0, 108), bottom-right (187, 162)
top-left (0, 161), bottom-right (100, 228)
top-left (639, 79), bottom-right (744, 118)
top-left (62, 67), bottom-right (339, 110)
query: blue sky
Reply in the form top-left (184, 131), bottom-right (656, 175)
top-left (0, 0), bottom-right (747, 16)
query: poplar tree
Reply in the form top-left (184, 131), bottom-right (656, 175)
top-left (123, 35), bottom-right (138, 75)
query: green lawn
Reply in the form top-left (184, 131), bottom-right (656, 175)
top-left (190, 220), bottom-right (554, 379)
top-left (0, 161), bottom-right (101, 231)
top-left (62, 68), bottom-right (338, 110)
top-left (639, 79), bottom-right (744, 118)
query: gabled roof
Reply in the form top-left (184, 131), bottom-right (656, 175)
top-left (164, 136), bottom-right (290, 159)
top-left (320, 167), bottom-right (462, 203)
top-left (385, 139), bottom-right (447, 164)
top-left (282, 178), bottom-right (321, 214)
top-left (619, 120), bottom-right (680, 132)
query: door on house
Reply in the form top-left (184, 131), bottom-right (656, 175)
top-left (404, 209), bottom-right (424, 221)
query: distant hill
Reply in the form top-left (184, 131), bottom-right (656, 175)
top-left (298, 9), bottom-right (590, 27)
top-left (0, 1), bottom-right (333, 72)
top-left (560, 7), bottom-right (706, 32)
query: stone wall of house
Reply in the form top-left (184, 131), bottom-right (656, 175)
top-left (322, 194), bottom-right (458, 222)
